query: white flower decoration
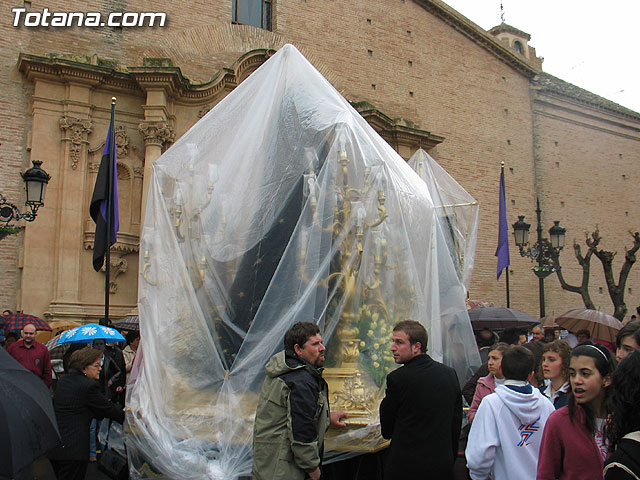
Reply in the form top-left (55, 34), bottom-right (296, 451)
top-left (101, 327), bottom-right (116, 336)
top-left (65, 329), bottom-right (77, 339)
top-left (81, 326), bottom-right (98, 336)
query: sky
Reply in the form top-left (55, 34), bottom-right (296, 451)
top-left (442, 0), bottom-right (640, 114)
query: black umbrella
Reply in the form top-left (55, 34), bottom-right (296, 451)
top-left (111, 315), bottom-right (139, 332)
top-left (0, 348), bottom-right (61, 478)
top-left (467, 307), bottom-right (538, 330)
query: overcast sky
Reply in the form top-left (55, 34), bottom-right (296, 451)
top-left (443, 0), bottom-right (640, 114)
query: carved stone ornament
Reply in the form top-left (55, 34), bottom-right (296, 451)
top-left (60, 116), bottom-right (94, 170)
top-left (138, 121), bottom-right (175, 150)
top-left (115, 125), bottom-right (129, 157)
top-left (101, 254), bottom-right (128, 294)
top-left (198, 105), bottom-right (212, 118)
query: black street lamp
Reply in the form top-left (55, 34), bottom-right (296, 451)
top-left (512, 197), bottom-right (566, 317)
top-left (0, 160), bottom-right (51, 229)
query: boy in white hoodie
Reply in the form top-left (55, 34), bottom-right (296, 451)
top-left (465, 345), bottom-right (555, 480)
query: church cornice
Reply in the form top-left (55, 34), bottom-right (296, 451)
top-left (17, 49), bottom-right (277, 103)
top-left (352, 101), bottom-right (445, 150)
top-left (18, 54), bottom-right (139, 92)
top-left (488, 23), bottom-right (531, 41)
top-left (412, 0), bottom-right (540, 78)
top-left (533, 73), bottom-right (640, 121)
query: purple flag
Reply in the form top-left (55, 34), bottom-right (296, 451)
top-left (495, 169), bottom-right (510, 279)
top-left (90, 105), bottom-right (119, 271)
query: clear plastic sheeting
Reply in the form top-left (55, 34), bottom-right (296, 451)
top-left (127, 44), bottom-right (481, 479)
top-left (407, 149), bottom-right (479, 292)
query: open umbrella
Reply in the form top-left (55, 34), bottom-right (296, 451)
top-left (555, 308), bottom-right (623, 343)
top-left (45, 333), bottom-right (72, 361)
top-left (465, 299), bottom-right (495, 309)
top-left (0, 348), bottom-right (61, 478)
top-left (35, 319), bottom-right (82, 344)
top-left (57, 323), bottom-right (125, 345)
top-left (467, 307), bottom-right (539, 330)
top-left (540, 316), bottom-right (560, 329)
top-left (2, 313), bottom-right (51, 332)
top-left (111, 315), bottom-right (139, 332)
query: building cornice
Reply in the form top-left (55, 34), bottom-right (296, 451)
top-left (352, 102), bottom-right (445, 150)
top-left (533, 73), bottom-right (640, 122)
top-left (488, 23), bottom-right (531, 41)
top-left (18, 53), bottom-right (139, 92)
top-left (412, 0), bottom-right (540, 78)
top-left (18, 49), bottom-right (277, 103)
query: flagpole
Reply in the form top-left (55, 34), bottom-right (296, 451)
top-left (502, 162), bottom-right (511, 308)
top-left (104, 97), bottom-right (116, 325)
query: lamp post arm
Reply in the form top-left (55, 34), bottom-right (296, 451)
top-left (0, 193), bottom-right (38, 227)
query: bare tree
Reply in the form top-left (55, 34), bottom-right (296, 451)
top-left (550, 229), bottom-right (640, 321)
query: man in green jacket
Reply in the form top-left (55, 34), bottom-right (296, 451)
top-left (252, 322), bottom-right (347, 480)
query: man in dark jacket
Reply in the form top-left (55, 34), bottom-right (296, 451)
top-left (380, 320), bottom-right (462, 479)
top-left (252, 322), bottom-right (346, 480)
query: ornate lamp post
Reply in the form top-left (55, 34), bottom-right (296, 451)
top-left (512, 198), bottom-right (566, 317)
top-left (0, 160), bottom-right (51, 233)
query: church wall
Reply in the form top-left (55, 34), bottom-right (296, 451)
top-left (276, 0), bottom-right (541, 309)
top-left (531, 92), bottom-right (640, 316)
top-left (1, 0), bottom-right (639, 320)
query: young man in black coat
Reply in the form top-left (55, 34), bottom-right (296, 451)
top-left (380, 320), bottom-right (462, 479)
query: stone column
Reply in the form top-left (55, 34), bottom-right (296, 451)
top-left (22, 79), bottom-right (96, 320)
top-left (138, 120), bottom-right (174, 215)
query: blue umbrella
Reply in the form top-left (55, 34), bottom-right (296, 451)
top-left (57, 323), bottom-right (125, 345)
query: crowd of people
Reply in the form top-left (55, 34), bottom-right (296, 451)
top-left (4, 311), bottom-right (640, 480)
top-left (2, 318), bottom-right (140, 480)
top-left (462, 318), bottom-right (640, 480)
top-left (252, 318), bottom-right (640, 480)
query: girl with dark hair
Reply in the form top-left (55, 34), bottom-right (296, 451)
top-left (603, 348), bottom-right (640, 479)
top-left (540, 340), bottom-right (572, 409)
top-left (615, 321), bottom-right (640, 362)
top-left (537, 343), bottom-right (617, 480)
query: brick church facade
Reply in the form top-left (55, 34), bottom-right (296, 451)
top-left (1, 0), bottom-right (638, 322)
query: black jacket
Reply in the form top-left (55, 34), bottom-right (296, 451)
top-left (99, 346), bottom-right (125, 401)
top-left (49, 372), bottom-right (124, 461)
top-left (604, 432), bottom-right (640, 480)
top-left (380, 354), bottom-right (462, 479)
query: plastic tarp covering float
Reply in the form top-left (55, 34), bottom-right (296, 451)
top-left (407, 149), bottom-right (479, 292)
top-left (127, 44), bottom-right (481, 479)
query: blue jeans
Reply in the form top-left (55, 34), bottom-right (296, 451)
top-left (90, 418), bottom-right (97, 458)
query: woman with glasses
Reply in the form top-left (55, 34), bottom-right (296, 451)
top-left (48, 346), bottom-right (124, 480)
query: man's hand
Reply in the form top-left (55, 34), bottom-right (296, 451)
top-left (308, 467), bottom-right (321, 480)
top-left (330, 410), bottom-right (348, 427)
